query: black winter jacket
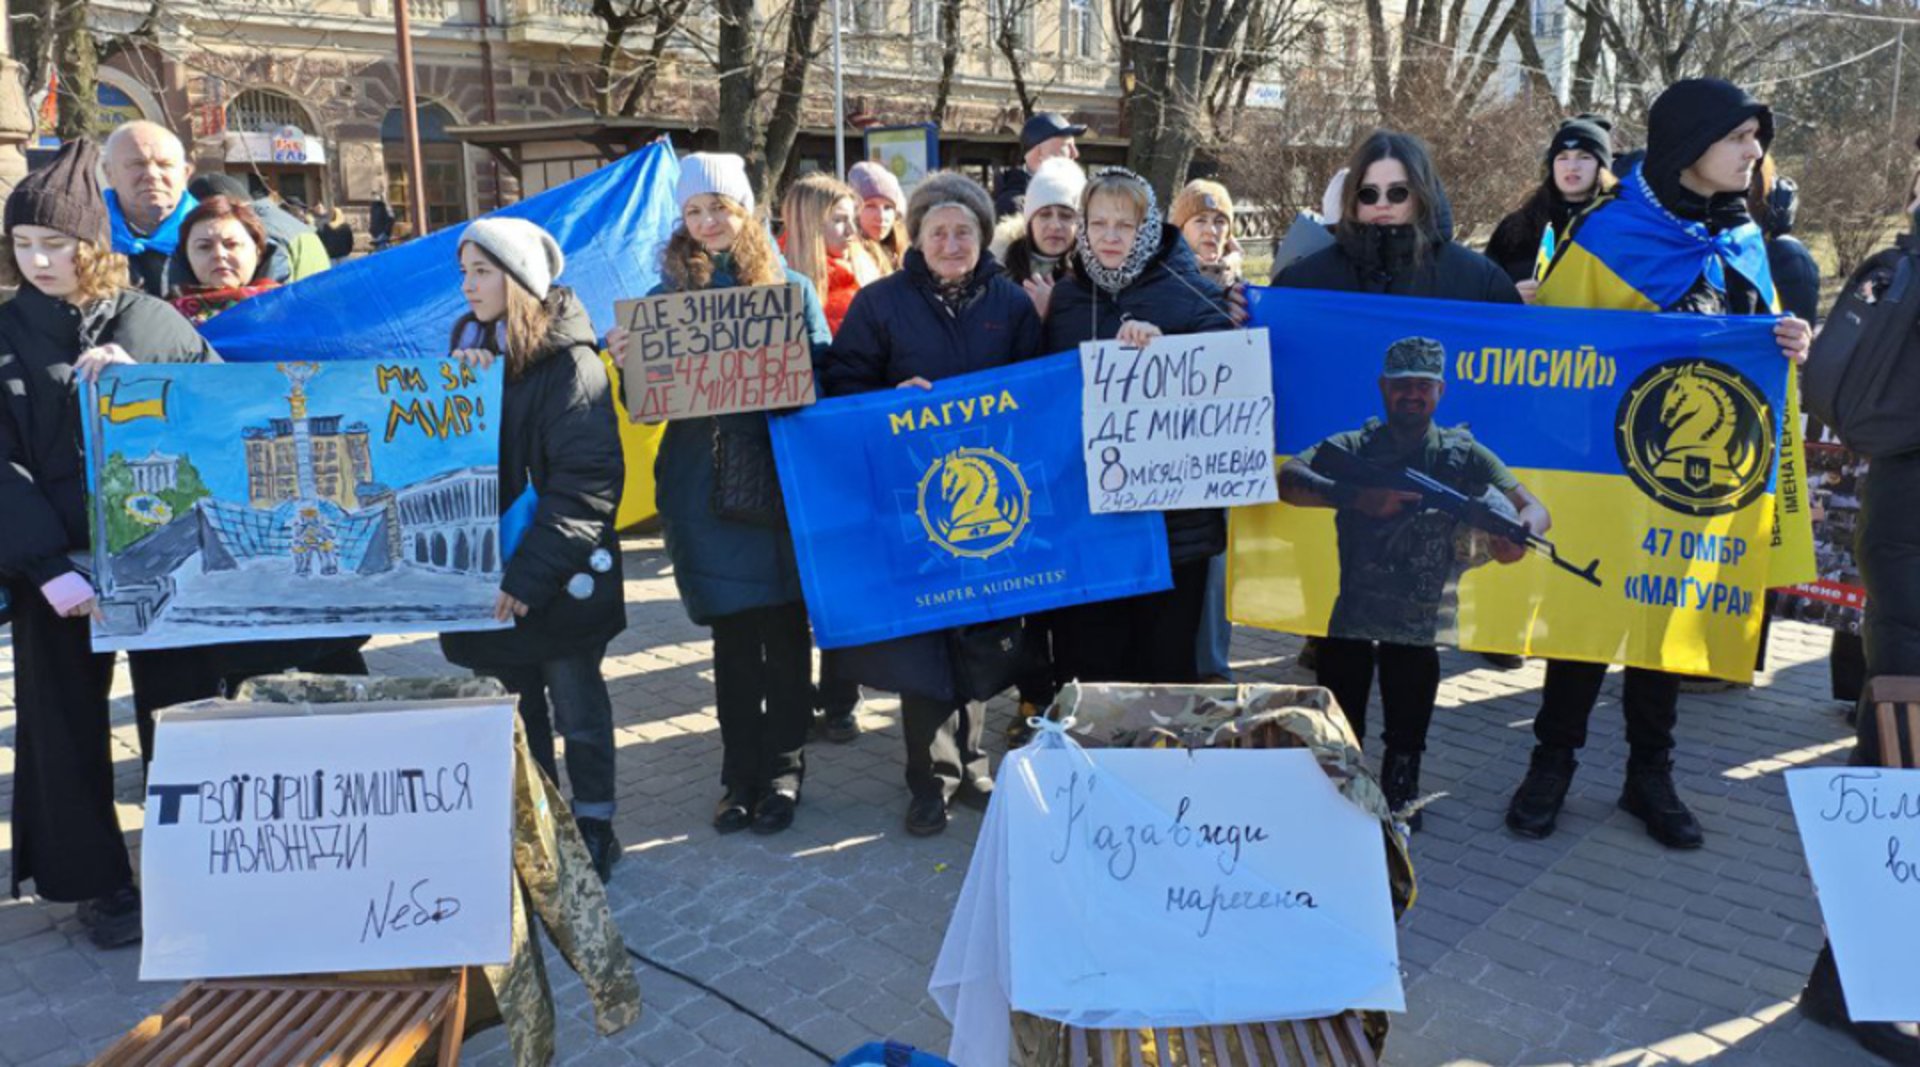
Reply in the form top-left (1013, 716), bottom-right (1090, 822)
top-left (1046, 226), bottom-right (1236, 566)
top-left (0, 286), bottom-right (218, 588)
top-left (1275, 224), bottom-right (1521, 304)
top-left (819, 249), bottom-right (1046, 703)
top-left (440, 290), bottom-right (627, 666)
top-left (823, 250), bottom-right (1045, 394)
top-left (1768, 236), bottom-right (1821, 324)
top-left (1485, 197), bottom-right (1587, 283)
top-left (993, 166), bottom-right (1031, 219)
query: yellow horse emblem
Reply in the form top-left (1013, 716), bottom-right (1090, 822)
top-left (917, 447), bottom-right (1030, 558)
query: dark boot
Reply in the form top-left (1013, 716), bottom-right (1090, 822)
top-left (575, 816), bottom-right (621, 883)
top-left (713, 786), bottom-right (756, 835)
top-left (1619, 752), bottom-right (1704, 850)
top-left (85, 885), bottom-right (142, 949)
top-left (906, 794), bottom-right (949, 837)
top-left (1802, 944), bottom-right (1920, 1065)
top-left (1507, 745), bottom-right (1577, 839)
top-left (751, 790), bottom-right (798, 835)
top-left (1380, 749), bottom-right (1424, 832)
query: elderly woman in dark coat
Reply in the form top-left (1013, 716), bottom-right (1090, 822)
top-left (1042, 167), bottom-right (1236, 689)
top-left (0, 140), bottom-right (217, 948)
top-left (821, 171), bottom-right (1046, 837)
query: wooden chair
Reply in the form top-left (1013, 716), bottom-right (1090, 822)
top-left (1863, 675), bottom-right (1920, 769)
top-left (89, 969), bottom-right (470, 1067)
top-left (1053, 1015), bottom-right (1378, 1067)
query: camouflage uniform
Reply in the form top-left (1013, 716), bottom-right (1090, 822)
top-left (235, 673), bottom-right (642, 1066)
top-left (1009, 681), bottom-right (1415, 1066)
top-left (1297, 339), bottom-right (1519, 646)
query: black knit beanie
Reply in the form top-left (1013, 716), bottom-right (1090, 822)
top-left (5, 139), bottom-right (110, 245)
top-left (1544, 115), bottom-right (1613, 175)
top-left (1645, 79), bottom-right (1773, 187)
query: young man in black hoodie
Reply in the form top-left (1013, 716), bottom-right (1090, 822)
top-left (1507, 79), bottom-right (1812, 850)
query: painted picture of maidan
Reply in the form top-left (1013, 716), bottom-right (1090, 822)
top-left (1772, 426), bottom-right (1867, 634)
top-left (85, 360), bottom-right (506, 652)
top-left (1276, 336), bottom-right (1596, 648)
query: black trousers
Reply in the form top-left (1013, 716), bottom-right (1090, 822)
top-left (1050, 559), bottom-right (1212, 685)
top-left (817, 649), bottom-right (861, 716)
top-left (8, 590), bottom-right (131, 902)
top-left (127, 640), bottom-right (370, 764)
top-left (1315, 639), bottom-right (1440, 753)
top-left (1014, 615), bottom-right (1056, 708)
top-left (711, 602), bottom-right (813, 795)
top-left (1534, 661), bottom-right (1679, 756)
top-left (1831, 630), bottom-right (1867, 704)
top-left (901, 694), bottom-right (988, 802)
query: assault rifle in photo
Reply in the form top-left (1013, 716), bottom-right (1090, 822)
top-left (1311, 442), bottom-right (1603, 587)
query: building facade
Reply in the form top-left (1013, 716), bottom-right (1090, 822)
top-left (242, 414), bottom-right (376, 509)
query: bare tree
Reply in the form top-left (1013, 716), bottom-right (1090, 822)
top-left (929, 0), bottom-right (964, 122)
top-left (1564, 0), bottom-right (1796, 119)
top-left (1362, 0), bottom-right (1554, 124)
top-left (1112, 0), bottom-right (1320, 195)
top-left (589, 0), bottom-right (695, 116)
top-left (15, 0), bottom-right (102, 140)
top-left (714, 0), bottom-right (826, 194)
top-left (991, 0), bottom-right (1043, 118)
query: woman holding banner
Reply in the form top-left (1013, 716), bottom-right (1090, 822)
top-left (1042, 167), bottom-right (1235, 688)
top-left (0, 140), bottom-right (217, 947)
top-left (437, 217), bottom-right (629, 881)
top-left (1272, 131), bottom-right (1521, 828)
top-left (821, 171), bottom-right (1045, 837)
top-left (611, 154), bottom-right (833, 838)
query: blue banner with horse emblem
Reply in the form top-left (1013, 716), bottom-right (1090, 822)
top-left (771, 352), bottom-right (1173, 649)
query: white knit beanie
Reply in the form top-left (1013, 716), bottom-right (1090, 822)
top-left (676, 153), bottom-right (756, 214)
top-left (459, 217), bottom-right (564, 300)
top-left (1023, 157), bottom-right (1087, 222)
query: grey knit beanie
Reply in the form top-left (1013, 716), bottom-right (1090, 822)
top-left (459, 217), bottom-right (564, 299)
top-left (906, 171), bottom-right (994, 243)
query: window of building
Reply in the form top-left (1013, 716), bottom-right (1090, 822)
top-left (911, 0), bottom-right (945, 41)
top-left (381, 102), bottom-right (469, 233)
top-left (848, 0), bottom-right (884, 33)
top-left (989, 0), bottom-right (1033, 50)
top-left (228, 89), bottom-right (314, 134)
top-left (1067, 0), bottom-right (1098, 59)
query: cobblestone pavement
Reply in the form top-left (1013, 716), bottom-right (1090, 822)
top-left (0, 537), bottom-right (1878, 1066)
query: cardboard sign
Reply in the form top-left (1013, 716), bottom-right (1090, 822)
top-left (140, 699), bottom-right (515, 980)
top-left (1081, 329), bottom-right (1277, 513)
top-left (1786, 767), bottom-right (1920, 1022)
top-left (617, 283), bottom-right (814, 421)
top-left (1003, 746), bottom-right (1402, 1023)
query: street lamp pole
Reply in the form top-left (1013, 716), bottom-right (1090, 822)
top-left (392, 0), bottom-right (429, 236)
top-left (833, 0), bottom-right (846, 178)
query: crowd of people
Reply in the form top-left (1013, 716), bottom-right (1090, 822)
top-left (2, 75), bottom-right (1917, 1065)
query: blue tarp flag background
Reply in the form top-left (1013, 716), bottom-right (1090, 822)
top-left (200, 143), bottom-right (681, 363)
top-left (772, 352), bottom-right (1173, 649)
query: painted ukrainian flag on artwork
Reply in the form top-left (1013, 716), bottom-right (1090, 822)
top-left (99, 377), bottom-right (171, 423)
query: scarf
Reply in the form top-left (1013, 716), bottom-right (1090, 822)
top-left (171, 281), bottom-right (279, 324)
top-left (1029, 250), bottom-right (1062, 280)
top-left (1537, 163), bottom-right (1775, 313)
top-left (1075, 168), bottom-right (1165, 293)
top-left (454, 317), bottom-right (507, 354)
top-left (107, 189), bottom-right (197, 259)
top-left (930, 271), bottom-right (974, 315)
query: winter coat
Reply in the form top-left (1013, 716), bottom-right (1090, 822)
top-left (1275, 224), bottom-right (1521, 304)
top-left (440, 289), bottom-right (629, 667)
top-left (1046, 226), bottom-right (1237, 566)
top-left (318, 220), bottom-right (355, 261)
top-left (1485, 196), bottom-right (1588, 283)
top-left (1768, 235), bottom-right (1821, 324)
top-left (815, 249), bottom-right (866, 335)
top-left (993, 166), bottom-right (1031, 219)
top-left (819, 248), bottom-right (1047, 702)
top-left (0, 286), bottom-right (218, 589)
top-left (653, 262), bottom-right (832, 627)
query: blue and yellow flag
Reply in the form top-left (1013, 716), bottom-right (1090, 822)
top-left (772, 352), bottom-right (1173, 649)
top-left (1233, 287), bottom-right (1814, 683)
top-left (98, 377), bottom-right (170, 423)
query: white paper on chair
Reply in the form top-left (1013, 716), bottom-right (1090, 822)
top-left (139, 698), bottom-right (516, 980)
top-left (1786, 766), bottom-right (1920, 1022)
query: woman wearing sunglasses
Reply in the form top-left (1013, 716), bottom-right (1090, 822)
top-left (1271, 129), bottom-right (1520, 831)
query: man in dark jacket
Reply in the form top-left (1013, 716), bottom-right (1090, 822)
top-left (1510, 78), bottom-right (1814, 851)
top-left (993, 112), bottom-right (1086, 219)
top-left (103, 120), bottom-right (199, 296)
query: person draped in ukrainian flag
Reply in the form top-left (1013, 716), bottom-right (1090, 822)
top-left (1504, 78), bottom-right (1813, 852)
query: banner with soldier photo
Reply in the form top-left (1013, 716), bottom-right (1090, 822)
top-left (1229, 288), bottom-right (1815, 684)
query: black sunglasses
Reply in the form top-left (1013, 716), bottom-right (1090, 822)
top-left (1356, 184), bottom-right (1412, 206)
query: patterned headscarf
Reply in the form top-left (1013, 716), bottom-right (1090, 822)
top-left (1075, 167), bottom-right (1165, 294)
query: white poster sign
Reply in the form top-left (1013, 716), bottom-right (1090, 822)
top-left (140, 699), bottom-right (516, 981)
top-left (1786, 767), bottom-right (1920, 1022)
top-left (1081, 329), bottom-right (1277, 513)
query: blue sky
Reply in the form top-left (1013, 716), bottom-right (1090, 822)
top-left (97, 361), bottom-right (500, 502)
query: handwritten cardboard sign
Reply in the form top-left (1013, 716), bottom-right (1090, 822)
top-left (1003, 746), bottom-right (1402, 1023)
top-left (139, 698), bottom-right (515, 980)
top-left (617, 282), bottom-right (814, 421)
top-left (1787, 767), bottom-right (1920, 1022)
top-left (1081, 328), bottom-right (1277, 513)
